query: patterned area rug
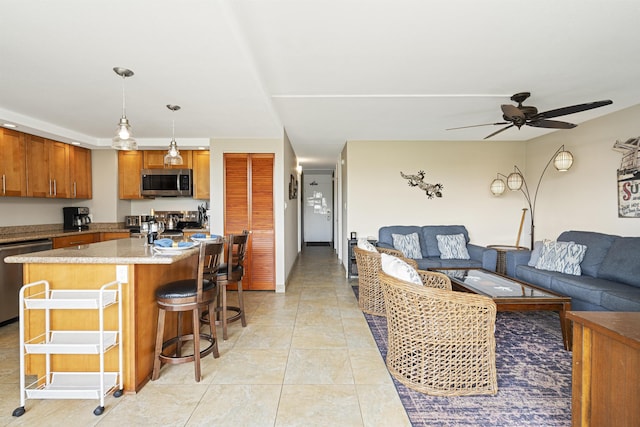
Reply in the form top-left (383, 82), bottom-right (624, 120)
top-left (353, 287), bottom-right (573, 426)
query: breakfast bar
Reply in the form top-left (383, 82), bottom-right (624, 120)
top-left (5, 238), bottom-right (199, 393)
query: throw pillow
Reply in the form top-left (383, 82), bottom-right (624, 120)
top-left (391, 232), bottom-right (423, 259)
top-left (380, 253), bottom-right (423, 286)
top-left (535, 240), bottom-right (588, 275)
top-left (527, 240), bottom-right (544, 266)
top-left (357, 238), bottom-right (377, 252)
top-left (436, 234), bottom-right (470, 260)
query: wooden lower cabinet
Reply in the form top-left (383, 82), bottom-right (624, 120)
top-left (224, 153), bottom-right (275, 290)
top-left (567, 311), bottom-right (640, 427)
top-left (52, 233), bottom-right (98, 248)
top-left (21, 256), bottom-right (197, 393)
top-left (100, 232), bottom-right (131, 241)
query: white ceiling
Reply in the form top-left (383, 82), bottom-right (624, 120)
top-left (1, 0), bottom-right (639, 169)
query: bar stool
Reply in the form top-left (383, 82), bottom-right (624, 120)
top-left (216, 232), bottom-right (249, 340)
top-left (151, 241), bottom-right (223, 382)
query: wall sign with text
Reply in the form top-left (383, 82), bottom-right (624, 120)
top-left (613, 137), bottom-right (640, 218)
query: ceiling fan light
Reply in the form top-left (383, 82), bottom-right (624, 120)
top-left (507, 172), bottom-right (523, 190)
top-left (490, 178), bottom-right (506, 196)
top-left (554, 150), bottom-right (574, 171)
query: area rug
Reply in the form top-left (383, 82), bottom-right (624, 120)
top-left (353, 287), bottom-right (573, 427)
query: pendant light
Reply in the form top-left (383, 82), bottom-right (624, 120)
top-left (112, 67), bottom-right (137, 150)
top-left (164, 104), bottom-right (183, 166)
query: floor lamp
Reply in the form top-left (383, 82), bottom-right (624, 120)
top-left (490, 145), bottom-right (574, 249)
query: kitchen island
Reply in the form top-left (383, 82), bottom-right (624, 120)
top-left (5, 238), bottom-right (199, 393)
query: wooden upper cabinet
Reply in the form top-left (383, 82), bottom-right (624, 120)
top-left (0, 128), bottom-right (27, 197)
top-left (192, 150), bottom-right (210, 200)
top-left (118, 150), bottom-right (144, 199)
top-left (143, 150), bottom-right (192, 169)
top-left (25, 135), bottom-right (70, 198)
top-left (25, 135), bottom-right (49, 197)
top-left (69, 145), bottom-right (92, 199)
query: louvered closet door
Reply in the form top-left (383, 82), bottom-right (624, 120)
top-left (224, 153), bottom-right (275, 290)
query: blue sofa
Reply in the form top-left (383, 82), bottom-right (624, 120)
top-left (377, 225), bottom-right (497, 271)
top-left (505, 230), bottom-right (640, 311)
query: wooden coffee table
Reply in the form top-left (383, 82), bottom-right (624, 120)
top-left (436, 268), bottom-right (572, 350)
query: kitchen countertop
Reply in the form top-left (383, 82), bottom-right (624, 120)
top-left (0, 225), bottom-right (208, 245)
top-left (4, 238), bottom-right (199, 265)
top-left (0, 225), bottom-right (130, 245)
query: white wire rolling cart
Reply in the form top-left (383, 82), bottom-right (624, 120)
top-left (13, 280), bottom-right (124, 417)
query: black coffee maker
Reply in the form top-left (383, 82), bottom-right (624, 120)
top-left (63, 207), bottom-right (91, 231)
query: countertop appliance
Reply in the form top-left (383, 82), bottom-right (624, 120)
top-left (0, 239), bottom-right (53, 324)
top-left (63, 207), bottom-right (91, 231)
top-left (126, 211), bottom-right (203, 238)
top-left (141, 169), bottom-right (192, 197)
top-left (125, 215), bottom-right (153, 229)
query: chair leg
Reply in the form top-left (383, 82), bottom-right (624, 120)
top-left (176, 311), bottom-right (183, 357)
top-left (237, 279), bottom-right (247, 327)
top-left (192, 308), bottom-right (201, 382)
top-left (221, 283), bottom-right (228, 340)
top-left (151, 308), bottom-right (166, 381)
top-left (207, 301), bottom-right (220, 358)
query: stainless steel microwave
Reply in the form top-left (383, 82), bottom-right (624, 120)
top-left (141, 169), bottom-right (193, 197)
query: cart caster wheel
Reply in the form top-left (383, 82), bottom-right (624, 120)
top-left (93, 406), bottom-right (104, 416)
top-left (12, 406), bottom-right (25, 417)
top-left (113, 389), bottom-right (123, 398)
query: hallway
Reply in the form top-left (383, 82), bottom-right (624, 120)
top-left (0, 246), bottom-right (410, 426)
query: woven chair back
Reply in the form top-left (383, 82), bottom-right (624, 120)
top-left (379, 270), bottom-right (498, 396)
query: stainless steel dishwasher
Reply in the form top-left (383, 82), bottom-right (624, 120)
top-left (0, 239), bottom-right (53, 324)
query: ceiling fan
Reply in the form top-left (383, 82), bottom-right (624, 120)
top-left (447, 92), bottom-right (613, 139)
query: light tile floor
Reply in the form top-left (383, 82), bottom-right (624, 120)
top-left (0, 246), bottom-right (410, 426)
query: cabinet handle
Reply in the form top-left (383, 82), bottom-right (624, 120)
top-left (49, 179), bottom-right (52, 196)
top-left (2, 174), bottom-right (5, 195)
top-left (53, 179), bottom-right (57, 196)
top-left (73, 182), bottom-right (77, 198)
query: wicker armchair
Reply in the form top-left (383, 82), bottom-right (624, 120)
top-left (379, 270), bottom-right (498, 396)
top-left (353, 247), bottom-right (418, 316)
top-left (416, 270), bottom-right (452, 290)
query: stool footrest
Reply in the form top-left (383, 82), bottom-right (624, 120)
top-left (158, 333), bottom-right (217, 365)
top-left (215, 306), bottom-right (243, 324)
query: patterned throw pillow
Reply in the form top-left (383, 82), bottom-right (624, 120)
top-left (535, 240), bottom-right (588, 275)
top-left (380, 253), bottom-right (423, 286)
top-left (391, 232), bottom-right (423, 259)
top-left (528, 240), bottom-right (544, 266)
top-left (436, 234), bottom-right (470, 260)
top-left (357, 238), bottom-right (377, 252)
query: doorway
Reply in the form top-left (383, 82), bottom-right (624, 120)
top-left (302, 171), bottom-right (334, 246)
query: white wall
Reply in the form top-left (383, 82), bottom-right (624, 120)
top-left (282, 130), bottom-right (301, 287)
top-left (525, 104), bottom-right (640, 240)
top-left (345, 140), bottom-right (527, 248)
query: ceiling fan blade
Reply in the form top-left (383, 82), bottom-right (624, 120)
top-left (501, 104), bottom-right (525, 120)
top-left (537, 100), bottom-right (613, 119)
top-left (527, 119), bottom-right (577, 129)
top-left (446, 122), bottom-right (509, 130)
top-left (484, 124), bottom-right (514, 139)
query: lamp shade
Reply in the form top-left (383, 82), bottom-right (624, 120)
top-left (112, 67), bottom-right (137, 150)
top-left (554, 150), bottom-right (574, 171)
top-left (507, 172), bottom-right (524, 190)
top-left (490, 178), bottom-right (506, 195)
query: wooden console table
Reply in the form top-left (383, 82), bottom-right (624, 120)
top-left (567, 311), bottom-right (640, 427)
